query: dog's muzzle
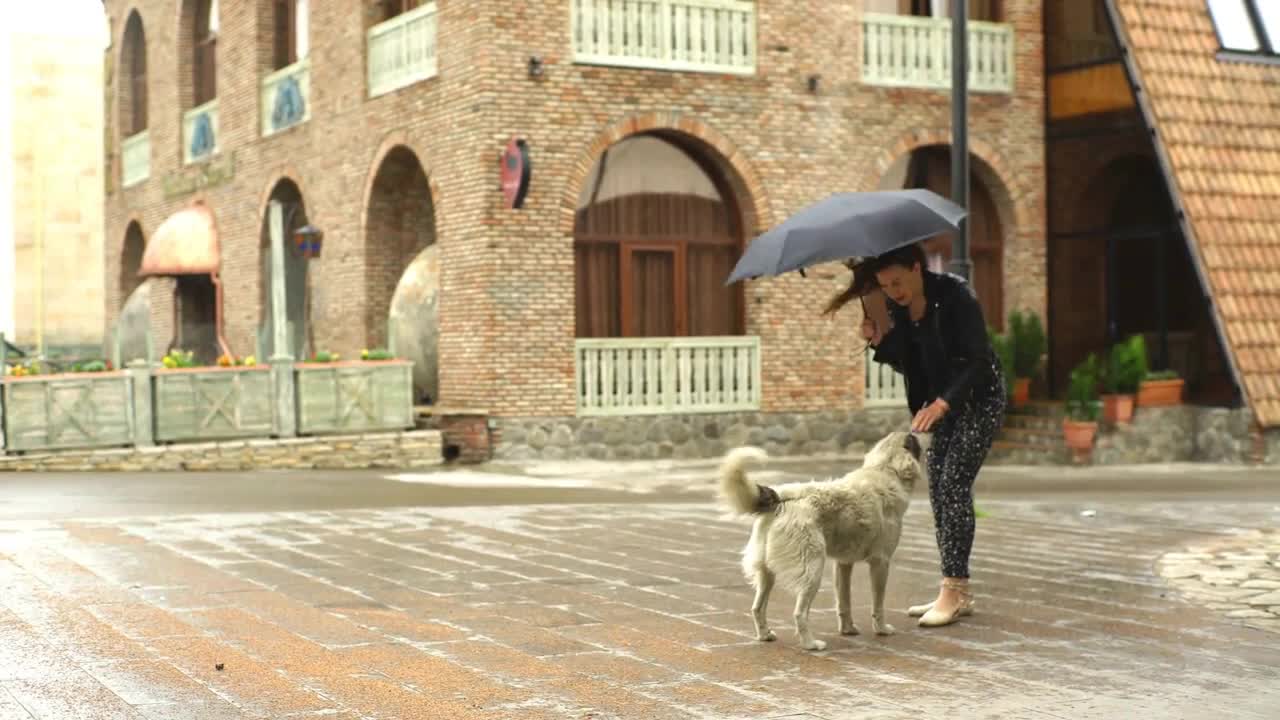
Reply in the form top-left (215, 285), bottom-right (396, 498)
top-left (904, 433), bottom-right (923, 460)
top-left (753, 484), bottom-right (781, 513)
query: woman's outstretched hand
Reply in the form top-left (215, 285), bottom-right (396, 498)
top-left (860, 318), bottom-right (876, 342)
top-left (911, 398), bottom-right (950, 432)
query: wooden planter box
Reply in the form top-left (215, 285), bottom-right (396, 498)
top-left (153, 366), bottom-right (276, 443)
top-left (2, 371), bottom-right (134, 452)
top-left (295, 360), bottom-right (414, 435)
top-left (1137, 378), bottom-right (1185, 407)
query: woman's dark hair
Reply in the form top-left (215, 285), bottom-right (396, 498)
top-left (820, 243), bottom-right (927, 317)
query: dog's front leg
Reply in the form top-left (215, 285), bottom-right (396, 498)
top-left (835, 562), bottom-right (860, 636)
top-left (869, 557), bottom-right (896, 636)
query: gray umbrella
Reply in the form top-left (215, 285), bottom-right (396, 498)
top-left (725, 189), bottom-right (966, 284)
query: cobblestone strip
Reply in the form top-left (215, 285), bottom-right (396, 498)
top-left (1158, 529), bottom-right (1280, 634)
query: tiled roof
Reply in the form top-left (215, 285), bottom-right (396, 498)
top-left (1113, 0), bottom-right (1280, 427)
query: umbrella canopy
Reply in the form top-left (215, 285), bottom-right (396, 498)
top-left (725, 189), bottom-right (966, 284)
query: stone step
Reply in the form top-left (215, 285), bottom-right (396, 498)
top-left (1006, 400), bottom-right (1066, 419)
top-left (986, 440), bottom-right (1071, 465)
top-left (996, 427), bottom-right (1064, 446)
top-left (1002, 413), bottom-right (1065, 433)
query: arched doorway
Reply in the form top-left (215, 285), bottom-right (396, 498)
top-left (365, 145), bottom-right (437, 400)
top-left (574, 133), bottom-right (744, 338)
top-left (120, 222), bottom-right (146, 308)
top-left (258, 179), bottom-right (310, 359)
top-left (117, 222), bottom-right (150, 363)
top-left (1055, 155), bottom-right (1233, 402)
top-left (881, 145), bottom-right (1005, 329)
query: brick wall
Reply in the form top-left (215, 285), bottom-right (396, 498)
top-left (104, 0), bottom-right (1046, 419)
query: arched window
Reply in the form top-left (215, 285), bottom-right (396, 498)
top-left (574, 135), bottom-right (744, 338)
top-left (122, 12), bottom-right (147, 135)
top-left (193, 0), bottom-right (217, 105)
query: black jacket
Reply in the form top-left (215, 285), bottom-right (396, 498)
top-left (871, 271), bottom-right (998, 416)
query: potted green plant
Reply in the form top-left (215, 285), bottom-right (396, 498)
top-left (1008, 310), bottom-right (1046, 408)
top-left (1101, 334), bottom-right (1146, 424)
top-left (1138, 368), bottom-right (1185, 407)
top-left (1063, 353), bottom-right (1101, 459)
top-left (988, 327), bottom-right (1015, 402)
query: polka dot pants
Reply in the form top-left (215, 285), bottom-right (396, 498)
top-left (926, 361), bottom-right (1007, 579)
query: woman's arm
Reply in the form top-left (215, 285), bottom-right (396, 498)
top-left (938, 284), bottom-right (992, 408)
top-left (871, 323), bottom-right (908, 373)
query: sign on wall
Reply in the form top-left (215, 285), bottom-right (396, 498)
top-left (500, 138), bottom-right (531, 209)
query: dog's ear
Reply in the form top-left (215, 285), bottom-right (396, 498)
top-left (904, 433), bottom-right (922, 460)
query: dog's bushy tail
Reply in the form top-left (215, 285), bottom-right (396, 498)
top-left (719, 447), bottom-right (777, 515)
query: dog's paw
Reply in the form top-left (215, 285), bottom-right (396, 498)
top-left (756, 629), bottom-right (777, 642)
top-left (801, 638), bottom-right (828, 651)
top-left (873, 620), bottom-right (896, 636)
top-left (839, 620), bottom-right (862, 636)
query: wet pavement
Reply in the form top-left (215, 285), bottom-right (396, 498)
top-left (0, 459), bottom-right (1278, 719)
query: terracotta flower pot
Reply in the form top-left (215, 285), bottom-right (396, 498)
top-left (1062, 418), bottom-right (1098, 460)
top-left (1101, 394), bottom-right (1135, 424)
top-left (1012, 377), bottom-right (1031, 408)
top-left (1137, 378), bottom-right (1184, 407)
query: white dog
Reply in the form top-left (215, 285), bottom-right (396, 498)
top-left (718, 431), bottom-right (925, 651)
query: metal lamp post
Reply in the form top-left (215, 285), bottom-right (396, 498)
top-left (949, 0), bottom-right (972, 282)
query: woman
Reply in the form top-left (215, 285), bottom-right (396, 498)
top-left (824, 243), bottom-right (1006, 628)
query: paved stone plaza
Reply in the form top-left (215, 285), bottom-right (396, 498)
top-left (0, 463), bottom-right (1278, 719)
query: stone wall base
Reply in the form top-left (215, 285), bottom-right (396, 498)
top-left (497, 406), bottom-right (1279, 466)
top-left (1093, 406), bottom-right (1271, 465)
top-left (494, 409), bottom-right (912, 461)
top-left (0, 430), bottom-right (444, 472)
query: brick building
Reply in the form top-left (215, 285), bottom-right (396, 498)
top-left (102, 0), bottom-right (1046, 459)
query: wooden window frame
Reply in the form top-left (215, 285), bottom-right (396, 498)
top-left (273, 0), bottom-right (298, 70)
top-left (1209, 0), bottom-right (1278, 56)
top-left (193, 0), bottom-right (218, 106)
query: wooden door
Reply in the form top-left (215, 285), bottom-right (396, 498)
top-left (621, 245), bottom-right (683, 337)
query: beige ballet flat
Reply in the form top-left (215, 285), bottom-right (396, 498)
top-left (907, 600), bottom-right (936, 617)
top-left (907, 600), bottom-right (975, 618)
top-left (918, 580), bottom-right (975, 628)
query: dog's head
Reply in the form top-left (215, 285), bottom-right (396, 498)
top-left (863, 431), bottom-right (928, 490)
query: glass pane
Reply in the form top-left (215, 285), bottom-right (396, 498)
top-left (1207, 0), bottom-right (1261, 51)
top-left (1256, 2), bottom-right (1280, 50)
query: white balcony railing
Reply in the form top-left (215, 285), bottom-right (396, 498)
top-left (862, 13), bottom-right (1014, 93)
top-left (261, 58), bottom-right (311, 137)
top-left (182, 99), bottom-right (219, 164)
top-left (575, 336), bottom-right (761, 416)
top-left (367, 2), bottom-right (439, 98)
top-left (865, 358), bottom-right (908, 408)
top-left (121, 130), bottom-right (150, 188)
top-left (571, 0), bottom-right (756, 75)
